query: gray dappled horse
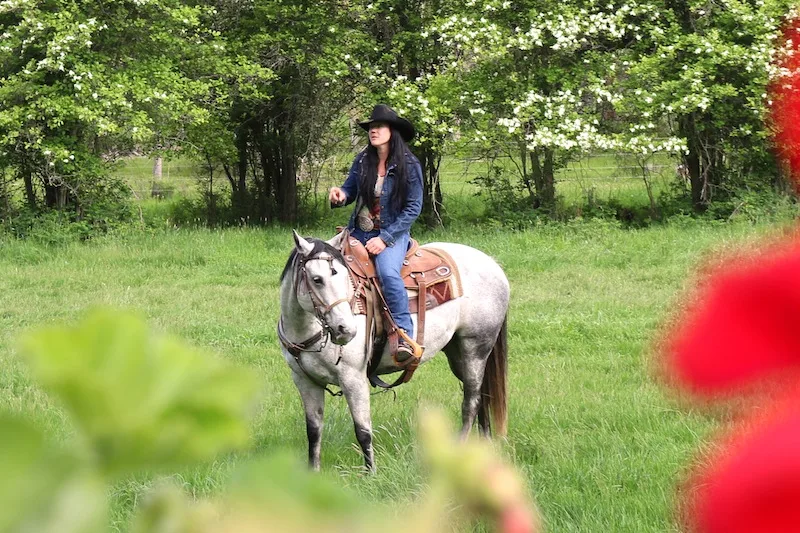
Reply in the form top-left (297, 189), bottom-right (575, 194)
top-left (278, 231), bottom-right (510, 471)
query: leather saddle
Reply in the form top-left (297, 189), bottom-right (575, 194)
top-left (339, 231), bottom-right (462, 388)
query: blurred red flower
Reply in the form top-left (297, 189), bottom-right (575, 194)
top-left (665, 19), bottom-right (800, 527)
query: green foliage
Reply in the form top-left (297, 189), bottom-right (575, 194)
top-left (19, 309), bottom-right (260, 478)
top-left (1, 304), bottom-right (542, 532)
top-left (0, 0), bottom-right (269, 219)
top-left (0, 307), bottom-right (265, 530)
top-left (128, 483), bottom-right (211, 533)
top-left (0, 0), bottom-right (797, 225)
top-left (225, 454), bottom-right (364, 517)
top-left (0, 415), bottom-right (106, 533)
top-left (469, 163), bottom-right (544, 228)
top-left (3, 209), bottom-right (93, 244)
top-left (2, 189), bottom-right (133, 243)
top-left (705, 183), bottom-right (800, 222)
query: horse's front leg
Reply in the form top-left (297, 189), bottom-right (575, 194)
top-left (291, 370), bottom-right (326, 471)
top-left (340, 369), bottom-right (375, 473)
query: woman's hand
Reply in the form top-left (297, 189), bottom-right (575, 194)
top-left (365, 237), bottom-right (387, 255)
top-left (329, 187), bottom-right (346, 206)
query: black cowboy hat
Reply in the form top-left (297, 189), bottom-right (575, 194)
top-left (358, 104), bottom-right (415, 142)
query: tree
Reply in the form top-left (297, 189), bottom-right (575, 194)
top-left (428, 0), bottom-right (684, 213)
top-left (624, 0), bottom-right (790, 211)
top-left (0, 0), bottom-right (259, 220)
top-left (194, 0), bottom-right (373, 224)
top-left (355, 0), bottom-right (466, 227)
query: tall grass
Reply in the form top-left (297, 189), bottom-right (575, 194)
top-left (0, 219), bottom-right (790, 531)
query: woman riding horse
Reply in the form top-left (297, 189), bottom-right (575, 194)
top-left (328, 104), bottom-right (423, 363)
top-left (281, 105), bottom-right (508, 472)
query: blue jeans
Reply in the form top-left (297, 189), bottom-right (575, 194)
top-left (350, 228), bottom-right (413, 336)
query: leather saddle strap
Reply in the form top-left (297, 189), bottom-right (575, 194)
top-left (400, 359), bottom-right (420, 384)
top-left (367, 282), bottom-right (415, 389)
top-left (367, 344), bottom-right (420, 390)
top-left (395, 326), bottom-right (421, 385)
top-left (369, 365), bottom-right (418, 388)
top-left (364, 279), bottom-right (377, 374)
top-left (416, 280), bottom-right (427, 347)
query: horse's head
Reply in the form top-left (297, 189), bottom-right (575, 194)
top-left (288, 230), bottom-right (357, 345)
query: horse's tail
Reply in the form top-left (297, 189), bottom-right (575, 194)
top-left (480, 314), bottom-right (508, 437)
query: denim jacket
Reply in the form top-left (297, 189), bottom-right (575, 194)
top-left (336, 149), bottom-right (423, 247)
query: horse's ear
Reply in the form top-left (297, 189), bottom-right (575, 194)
top-left (292, 230), bottom-right (314, 257)
top-left (326, 230), bottom-right (346, 250)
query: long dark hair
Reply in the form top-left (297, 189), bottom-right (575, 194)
top-left (359, 128), bottom-right (411, 213)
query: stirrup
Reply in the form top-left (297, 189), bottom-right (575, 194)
top-left (395, 341), bottom-right (415, 363)
top-left (393, 329), bottom-right (423, 367)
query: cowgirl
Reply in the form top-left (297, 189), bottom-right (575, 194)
top-left (329, 104), bottom-right (424, 362)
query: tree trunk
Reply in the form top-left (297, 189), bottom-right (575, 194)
top-left (232, 124), bottom-right (250, 218)
top-left (276, 125), bottom-right (297, 223)
top-left (223, 163), bottom-right (235, 190)
top-left (530, 147), bottom-right (556, 210)
top-left (521, 142), bottom-right (534, 199)
top-left (252, 120), bottom-right (270, 223)
top-left (417, 142), bottom-right (443, 228)
top-left (205, 154), bottom-right (217, 226)
top-left (151, 156), bottom-right (163, 198)
top-left (679, 114), bottom-right (706, 212)
top-left (43, 179), bottom-right (67, 209)
top-left (542, 148), bottom-right (555, 208)
top-left (530, 149), bottom-right (543, 208)
top-left (23, 165), bottom-right (36, 209)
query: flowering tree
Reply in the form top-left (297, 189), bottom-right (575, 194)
top-left (623, 0), bottom-right (791, 211)
top-left (1, 0), bottom-right (795, 225)
top-left (427, 0), bottom-right (797, 214)
top-left (376, 73), bottom-right (456, 225)
top-left (427, 0), bottom-right (686, 210)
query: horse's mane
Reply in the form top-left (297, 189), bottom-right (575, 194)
top-left (280, 238), bottom-right (346, 283)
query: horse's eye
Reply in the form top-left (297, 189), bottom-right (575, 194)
top-left (312, 276), bottom-right (323, 285)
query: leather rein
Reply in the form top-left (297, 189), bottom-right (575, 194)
top-left (278, 251), bottom-right (352, 396)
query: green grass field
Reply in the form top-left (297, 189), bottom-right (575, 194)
top-left (0, 219), bottom-right (787, 531)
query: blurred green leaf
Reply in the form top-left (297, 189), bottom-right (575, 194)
top-left (19, 308), bottom-right (260, 478)
top-left (227, 453), bottom-right (362, 514)
top-left (215, 454), bottom-right (377, 532)
top-left (0, 415), bottom-right (105, 533)
top-left (129, 455), bottom-right (371, 533)
top-left (130, 483), bottom-right (214, 533)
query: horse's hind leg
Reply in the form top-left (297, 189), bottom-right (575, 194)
top-left (477, 398), bottom-right (491, 437)
top-left (445, 335), bottom-right (493, 440)
top-left (291, 371), bottom-right (325, 471)
top-left (340, 369), bottom-right (375, 473)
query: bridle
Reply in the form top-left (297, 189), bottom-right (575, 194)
top-left (298, 251), bottom-right (352, 325)
top-left (278, 250), bottom-right (353, 395)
